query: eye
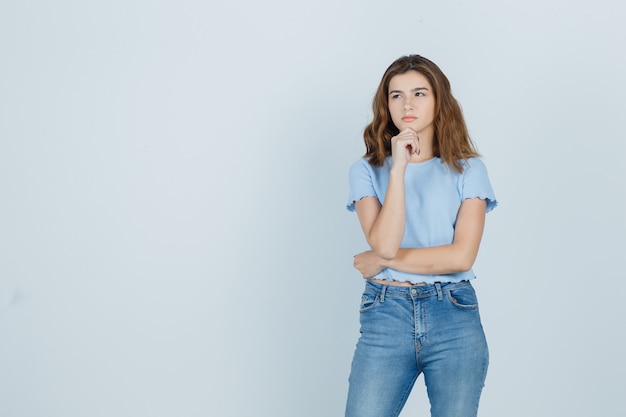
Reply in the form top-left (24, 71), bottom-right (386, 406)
top-left (415, 92), bottom-right (425, 97)
top-left (390, 93), bottom-right (401, 99)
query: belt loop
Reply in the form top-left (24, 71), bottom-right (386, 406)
top-left (380, 285), bottom-right (387, 303)
top-left (435, 282), bottom-right (443, 301)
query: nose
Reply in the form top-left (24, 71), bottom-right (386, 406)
top-left (403, 98), bottom-right (414, 111)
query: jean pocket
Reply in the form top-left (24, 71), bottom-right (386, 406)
top-left (446, 284), bottom-right (479, 310)
top-left (359, 292), bottom-right (380, 313)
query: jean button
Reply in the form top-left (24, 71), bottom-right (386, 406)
top-left (411, 288), bottom-right (417, 294)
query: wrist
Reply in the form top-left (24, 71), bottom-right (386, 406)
top-left (378, 254), bottom-right (392, 269)
top-left (389, 166), bottom-right (406, 179)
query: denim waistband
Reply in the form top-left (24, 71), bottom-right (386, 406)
top-left (364, 279), bottom-right (471, 300)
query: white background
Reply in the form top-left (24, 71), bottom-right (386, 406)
top-left (1, 0), bottom-right (625, 416)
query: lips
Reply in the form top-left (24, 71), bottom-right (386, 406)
top-left (402, 116), bottom-right (417, 122)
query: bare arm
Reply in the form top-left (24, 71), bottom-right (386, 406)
top-left (354, 172), bottom-right (404, 260)
top-left (354, 198), bottom-right (487, 277)
top-left (356, 128), bottom-right (419, 260)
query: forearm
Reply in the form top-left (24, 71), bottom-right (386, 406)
top-left (383, 244), bottom-right (477, 275)
top-left (363, 169), bottom-right (406, 259)
top-left (353, 243), bottom-right (477, 279)
top-left (382, 198), bottom-right (485, 275)
top-left (354, 193), bottom-right (487, 279)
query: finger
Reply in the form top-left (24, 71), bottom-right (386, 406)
top-left (404, 128), bottom-right (418, 138)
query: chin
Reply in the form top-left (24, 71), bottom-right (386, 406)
top-left (407, 124), bottom-right (422, 133)
top-left (396, 123), bottom-right (416, 131)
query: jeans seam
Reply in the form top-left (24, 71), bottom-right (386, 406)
top-left (393, 375), bottom-right (418, 417)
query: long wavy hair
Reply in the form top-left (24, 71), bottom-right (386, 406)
top-left (363, 55), bottom-right (479, 172)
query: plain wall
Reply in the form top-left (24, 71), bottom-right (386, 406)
top-left (1, 0), bottom-right (625, 416)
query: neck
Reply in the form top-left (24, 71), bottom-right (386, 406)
top-left (412, 136), bottom-right (434, 163)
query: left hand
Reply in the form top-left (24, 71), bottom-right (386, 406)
top-left (353, 250), bottom-right (384, 278)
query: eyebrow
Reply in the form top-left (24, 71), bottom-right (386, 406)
top-left (389, 87), bottom-right (430, 95)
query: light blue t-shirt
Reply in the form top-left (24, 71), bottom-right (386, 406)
top-left (347, 156), bottom-right (497, 284)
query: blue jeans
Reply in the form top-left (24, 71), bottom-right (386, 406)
top-left (345, 280), bottom-right (488, 417)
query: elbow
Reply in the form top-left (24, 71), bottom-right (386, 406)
top-left (456, 260), bottom-right (474, 273)
top-left (370, 244), bottom-right (399, 261)
top-left (366, 236), bottom-right (400, 261)
top-left (377, 249), bottom-right (397, 261)
top-left (454, 252), bottom-right (477, 272)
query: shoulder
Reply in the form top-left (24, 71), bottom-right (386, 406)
top-left (459, 157), bottom-right (491, 177)
top-left (460, 157), bottom-right (487, 170)
top-left (349, 157), bottom-right (370, 170)
top-left (349, 157), bottom-right (389, 175)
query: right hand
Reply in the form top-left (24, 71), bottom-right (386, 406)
top-left (353, 250), bottom-right (384, 279)
top-left (390, 128), bottom-right (420, 169)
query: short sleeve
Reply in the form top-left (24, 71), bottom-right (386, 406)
top-left (346, 159), bottom-right (377, 212)
top-left (461, 158), bottom-right (498, 213)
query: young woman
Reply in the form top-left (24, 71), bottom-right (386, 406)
top-left (345, 55), bottom-right (497, 417)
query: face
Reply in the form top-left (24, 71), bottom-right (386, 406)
top-left (387, 71), bottom-right (436, 138)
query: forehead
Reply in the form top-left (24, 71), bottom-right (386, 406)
top-left (388, 71), bottom-right (431, 91)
